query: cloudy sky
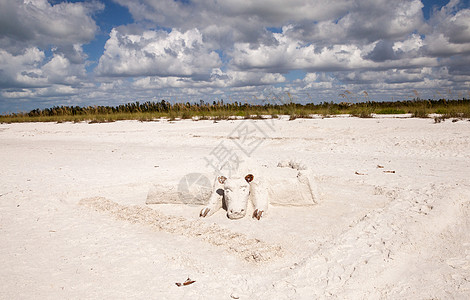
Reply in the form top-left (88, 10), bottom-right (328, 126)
top-left (1, 0), bottom-right (470, 113)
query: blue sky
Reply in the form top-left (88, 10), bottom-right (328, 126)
top-left (1, 0), bottom-right (470, 114)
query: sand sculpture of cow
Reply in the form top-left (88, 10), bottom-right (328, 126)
top-left (199, 160), bottom-right (319, 220)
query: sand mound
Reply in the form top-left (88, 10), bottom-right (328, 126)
top-left (146, 172), bottom-right (212, 205)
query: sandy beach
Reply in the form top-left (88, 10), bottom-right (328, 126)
top-left (0, 117), bottom-right (469, 299)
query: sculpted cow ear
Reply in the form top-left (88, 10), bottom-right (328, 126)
top-left (245, 174), bottom-right (254, 183)
top-left (218, 176), bottom-right (227, 184)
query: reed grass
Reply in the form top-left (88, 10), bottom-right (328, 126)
top-left (1, 98), bottom-right (469, 123)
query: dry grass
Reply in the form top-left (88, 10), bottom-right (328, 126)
top-left (1, 98), bottom-right (469, 123)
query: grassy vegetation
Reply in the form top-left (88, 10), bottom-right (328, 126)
top-left (1, 98), bottom-right (469, 123)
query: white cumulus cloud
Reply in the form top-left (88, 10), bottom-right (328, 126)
top-left (96, 27), bottom-right (221, 77)
top-left (0, 0), bottom-right (102, 54)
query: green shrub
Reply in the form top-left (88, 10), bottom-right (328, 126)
top-left (376, 108), bottom-right (406, 114)
top-left (411, 108), bottom-right (428, 118)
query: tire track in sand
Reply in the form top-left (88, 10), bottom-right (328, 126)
top-left (262, 183), bottom-right (470, 298)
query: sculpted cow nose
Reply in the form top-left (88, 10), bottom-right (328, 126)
top-left (227, 209), bottom-right (246, 219)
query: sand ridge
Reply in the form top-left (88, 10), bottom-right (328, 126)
top-left (79, 196), bottom-right (283, 263)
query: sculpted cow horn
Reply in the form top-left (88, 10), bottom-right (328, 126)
top-left (218, 176), bottom-right (227, 184)
top-left (245, 174), bottom-right (254, 183)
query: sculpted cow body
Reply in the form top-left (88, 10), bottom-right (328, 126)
top-left (200, 161), bottom-right (319, 220)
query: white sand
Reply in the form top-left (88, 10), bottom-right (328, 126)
top-left (0, 117), bottom-right (469, 299)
